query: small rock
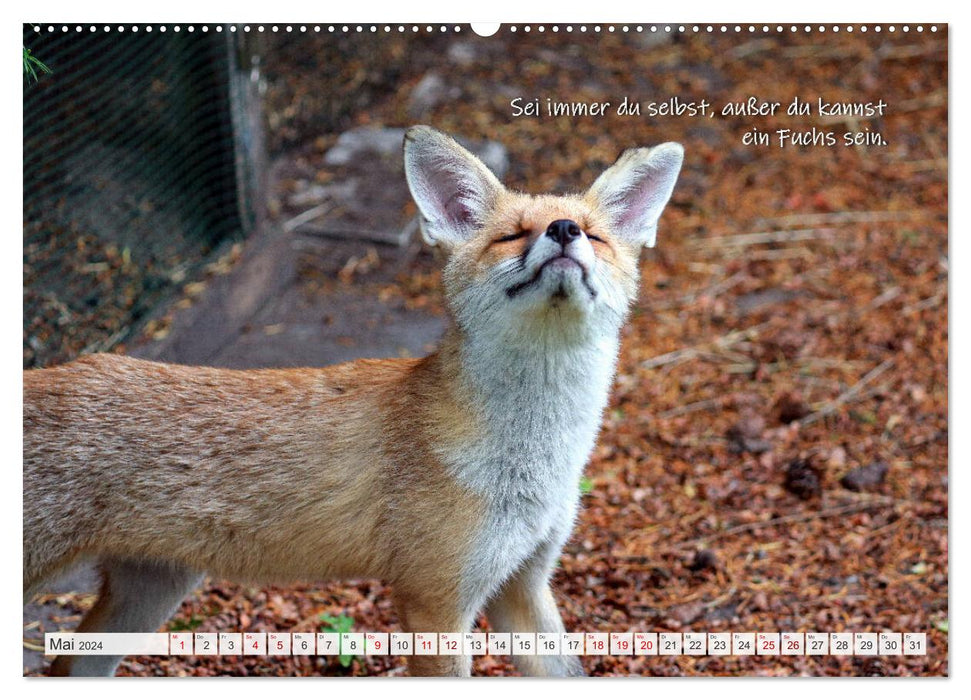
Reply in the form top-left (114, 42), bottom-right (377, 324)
top-left (688, 549), bottom-right (718, 572)
top-left (648, 567), bottom-right (671, 586)
top-left (446, 41), bottom-right (479, 66)
top-left (287, 183), bottom-right (330, 207)
top-left (323, 127), bottom-right (407, 166)
top-left (826, 446), bottom-right (847, 470)
top-left (731, 411), bottom-right (766, 439)
top-left (631, 30), bottom-right (675, 50)
top-left (407, 72), bottom-right (458, 118)
top-left (784, 458), bottom-right (822, 499)
top-left (472, 140), bottom-right (511, 179)
top-left (727, 412), bottom-right (772, 453)
top-left (668, 601), bottom-right (705, 625)
top-left (732, 436), bottom-right (772, 454)
top-left (735, 288), bottom-right (806, 315)
top-left (841, 462), bottom-right (889, 492)
top-left (822, 540), bottom-right (840, 562)
top-left (705, 601), bottom-right (738, 624)
top-left (758, 450), bottom-right (776, 469)
top-left (773, 391), bottom-right (811, 423)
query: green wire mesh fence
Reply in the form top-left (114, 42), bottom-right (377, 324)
top-left (23, 25), bottom-right (265, 368)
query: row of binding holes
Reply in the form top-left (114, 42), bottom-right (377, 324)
top-left (33, 25), bottom-right (940, 34)
top-left (34, 25), bottom-right (463, 33)
top-left (510, 25), bottom-right (938, 33)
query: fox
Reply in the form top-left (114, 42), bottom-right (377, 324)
top-left (23, 125), bottom-right (683, 677)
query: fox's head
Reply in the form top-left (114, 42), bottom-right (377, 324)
top-left (404, 126), bottom-right (683, 346)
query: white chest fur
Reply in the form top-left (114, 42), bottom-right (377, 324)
top-left (445, 326), bottom-right (620, 612)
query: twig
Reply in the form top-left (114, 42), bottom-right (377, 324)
top-left (688, 228), bottom-right (836, 248)
top-left (640, 322), bottom-right (770, 370)
top-left (904, 291), bottom-right (945, 313)
top-left (888, 158), bottom-right (947, 173)
top-left (294, 217), bottom-right (418, 247)
top-left (654, 270), bottom-right (746, 310)
top-left (754, 209), bottom-right (936, 229)
top-left (658, 396), bottom-right (729, 420)
top-left (80, 326), bottom-right (130, 356)
top-left (282, 203), bottom-right (334, 233)
top-left (747, 248), bottom-right (814, 261)
top-left (723, 356), bottom-right (866, 376)
top-left (895, 91), bottom-right (947, 112)
top-left (864, 286), bottom-right (902, 311)
top-left (781, 45), bottom-right (861, 60)
top-left (799, 358), bottom-right (895, 426)
top-left (875, 44), bottom-right (947, 61)
top-left (727, 38), bottom-right (776, 60)
top-left (685, 262), bottom-right (726, 274)
top-left (672, 497), bottom-right (899, 550)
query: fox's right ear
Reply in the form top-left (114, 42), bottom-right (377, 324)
top-left (586, 142), bottom-right (684, 248)
top-left (404, 126), bottom-right (505, 249)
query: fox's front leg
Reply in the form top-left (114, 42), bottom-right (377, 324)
top-left (394, 589), bottom-right (472, 677)
top-left (486, 538), bottom-right (585, 677)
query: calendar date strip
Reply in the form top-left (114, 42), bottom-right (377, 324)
top-left (44, 631), bottom-right (928, 657)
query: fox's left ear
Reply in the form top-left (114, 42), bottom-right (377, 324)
top-left (404, 125), bottom-right (505, 249)
top-left (586, 143), bottom-right (684, 247)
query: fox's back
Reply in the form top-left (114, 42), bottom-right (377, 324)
top-left (23, 354), bottom-right (420, 582)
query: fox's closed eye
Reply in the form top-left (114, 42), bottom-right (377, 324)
top-left (494, 231), bottom-right (528, 243)
top-left (586, 233), bottom-right (605, 243)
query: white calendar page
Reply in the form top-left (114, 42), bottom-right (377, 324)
top-left (18, 1), bottom-right (951, 682)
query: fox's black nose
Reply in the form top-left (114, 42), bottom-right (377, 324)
top-left (546, 219), bottom-right (582, 247)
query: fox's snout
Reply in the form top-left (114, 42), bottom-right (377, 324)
top-left (544, 219), bottom-right (583, 248)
